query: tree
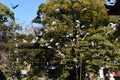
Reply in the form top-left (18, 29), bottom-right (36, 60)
top-left (0, 3), bottom-right (24, 79)
top-left (32, 0), bottom-right (120, 79)
top-left (0, 2), bottom-right (17, 42)
top-left (0, 3), bottom-right (15, 80)
top-left (33, 0), bottom-right (118, 28)
top-left (0, 3), bottom-right (14, 22)
top-left (0, 2), bottom-right (15, 66)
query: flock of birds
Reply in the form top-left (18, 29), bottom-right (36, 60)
top-left (7, 2), bottom-right (119, 57)
top-left (9, 1), bottom-right (119, 72)
top-left (12, 16), bottom-right (119, 55)
top-left (2, 1), bottom-right (118, 79)
top-left (12, 19), bottom-right (90, 71)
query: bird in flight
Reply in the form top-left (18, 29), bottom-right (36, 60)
top-left (11, 4), bottom-right (19, 9)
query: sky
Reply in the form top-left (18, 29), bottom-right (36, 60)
top-left (0, 0), bottom-right (46, 27)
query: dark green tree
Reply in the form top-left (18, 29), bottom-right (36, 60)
top-left (0, 3), bottom-right (23, 79)
top-left (32, 0), bottom-right (120, 80)
top-left (0, 3), bottom-right (14, 23)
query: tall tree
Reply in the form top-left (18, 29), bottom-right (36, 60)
top-left (0, 3), bottom-right (23, 80)
top-left (0, 3), bottom-right (15, 80)
top-left (0, 3), bottom-right (15, 42)
top-left (0, 3), bottom-right (14, 23)
top-left (32, 0), bottom-right (120, 79)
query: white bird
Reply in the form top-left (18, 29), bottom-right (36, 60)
top-left (39, 31), bottom-right (43, 36)
top-left (55, 42), bottom-right (60, 48)
top-left (31, 39), bottom-right (37, 43)
top-left (76, 20), bottom-right (81, 23)
top-left (60, 54), bottom-right (65, 57)
top-left (109, 74), bottom-right (115, 80)
top-left (75, 20), bottom-right (81, 28)
top-left (45, 43), bottom-right (49, 46)
top-left (15, 43), bottom-right (18, 47)
top-left (76, 35), bottom-right (79, 38)
top-left (86, 33), bottom-right (89, 35)
top-left (80, 32), bottom-right (83, 35)
top-left (75, 23), bottom-right (80, 28)
top-left (14, 38), bottom-right (17, 41)
top-left (23, 39), bottom-right (28, 43)
top-left (50, 38), bottom-right (54, 42)
top-left (56, 50), bottom-right (62, 54)
top-left (57, 50), bottom-right (65, 57)
top-left (55, 42), bottom-right (59, 46)
top-left (89, 24), bottom-right (93, 26)
top-left (82, 8), bottom-right (87, 11)
top-left (58, 51), bottom-right (65, 57)
top-left (69, 33), bottom-right (72, 37)
top-left (66, 34), bottom-right (70, 37)
top-left (64, 44), bottom-right (68, 47)
top-left (47, 62), bottom-right (49, 65)
top-left (55, 8), bottom-right (61, 13)
top-left (49, 65), bottom-right (56, 70)
top-left (14, 50), bottom-right (18, 53)
top-left (109, 23), bottom-right (117, 30)
top-left (48, 46), bottom-right (52, 49)
top-left (16, 57), bottom-right (19, 63)
top-left (115, 37), bottom-right (119, 41)
top-left (72, 38), bottom-right (76, 43)
top-left (21, 70), bottom-right (28, 75)
top-left (91, 41), bottom-right (94, 47)
top-left (52, 21), bottom-right (57, 25)
top-left (115, 38), bottom-right (118, 41)
top-left (35, 37), bottom-right (39, 40)
top-left (81, 25), bottom-right (86, 28)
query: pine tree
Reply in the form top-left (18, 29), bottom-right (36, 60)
top-left (32, 0), bottom-right (120, 79)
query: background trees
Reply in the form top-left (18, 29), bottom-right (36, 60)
top-left (0, 2), bottom-right (21, 41)
top-left (1, 0), bottom-right (120, 80)
top-left (0, 2), bottom-right (15, 67)
top-left (0, 3), bottom-right (14, 23)
top-left (0, 2), bottom-right (22, 79)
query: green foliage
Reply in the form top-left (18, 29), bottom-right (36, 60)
top-left (33, 0), bottom-right (118, 28)
top-left (31, 0), bottom-right (120, 79)
top-left (3, 0), bottom-right (120, 80)
top-left (0, 3), bottom-right (14, 23)
top-left (0, 3), bottom-right (22, 44)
